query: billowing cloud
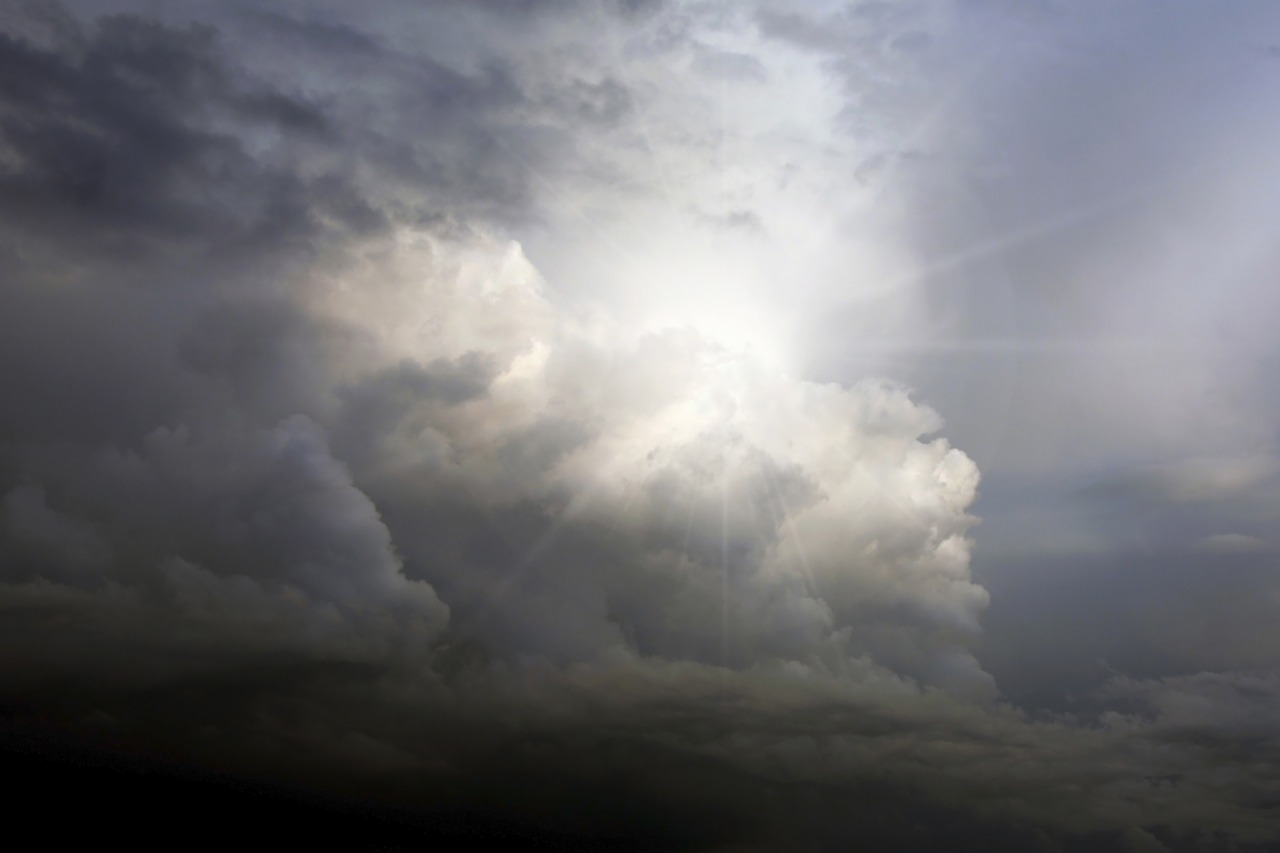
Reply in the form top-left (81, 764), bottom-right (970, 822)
top-left (4, 2), bottom-right (1280, 851)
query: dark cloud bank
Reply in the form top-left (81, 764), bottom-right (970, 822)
top-left (3, 2), bottom-right (1280, 850)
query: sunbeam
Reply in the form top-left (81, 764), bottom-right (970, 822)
top-left (6, 2), bottom-right (1280, 849)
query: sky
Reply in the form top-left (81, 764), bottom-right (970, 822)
top-left (2, 1), bottom-right (1280, 849)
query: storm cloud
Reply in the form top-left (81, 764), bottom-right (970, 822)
top-left (3, 2), bottom-right (1280, 851)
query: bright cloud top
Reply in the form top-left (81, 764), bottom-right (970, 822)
top-left (299, 226), bottom-right (989, 689)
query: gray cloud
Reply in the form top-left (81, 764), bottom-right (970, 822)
top-left (4, 2), bottom-right (1280, 850)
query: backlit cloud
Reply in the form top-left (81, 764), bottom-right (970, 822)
top-left (4, 3), bottom-right (1280, 850)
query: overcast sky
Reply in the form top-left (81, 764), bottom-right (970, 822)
top-left (3, 1), bottom-right (1280, 850)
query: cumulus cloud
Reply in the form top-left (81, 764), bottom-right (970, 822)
top-left (203, 215), bottom-right (989, 687)
top-left (4, 2), bottom-right (1280, 851)
top-left (0, 0), bottom-right (987, 693)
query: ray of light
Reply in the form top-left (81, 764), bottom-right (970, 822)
top-left (486, 487), bottom-right (596, 599)
top-left (721, 458), bottom-right (732, 670)
top-left (680, 480), bottom-right (698, 563)
top-left (762, 462), bottom-right (864, 681)
top-left (846, 337), bottom-right (1241, 355)
top-left (878, 187), bottom-right (1146, 294)
top-left (761, 460), bottom-right (820, 604)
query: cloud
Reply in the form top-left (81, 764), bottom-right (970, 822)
top-left (4, 2), bottom-right (1280, 850)
top-left (1090, 457), bottom-right (1280, 505)
top-left (265, 220), bottom-right (988, 687)
top-left (1195, 534), bottom-right (1273, 555)
top-left (0, 415), bottom-right (448, 686)
top-left (0, 0), bottom-right (986, 686)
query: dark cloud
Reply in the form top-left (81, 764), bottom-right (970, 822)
top-left (243, 8), bottom-right (385, 58)
top-left (3, 2), bottom-right (1280, 850)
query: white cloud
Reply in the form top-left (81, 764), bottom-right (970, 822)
top-left (279, 224), bottom-right (989, 686)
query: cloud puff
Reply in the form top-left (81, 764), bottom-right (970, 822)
top-left (278, 221), bottom-right (989, 688)
top-left (0, 0), bottom-right (987, 690)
